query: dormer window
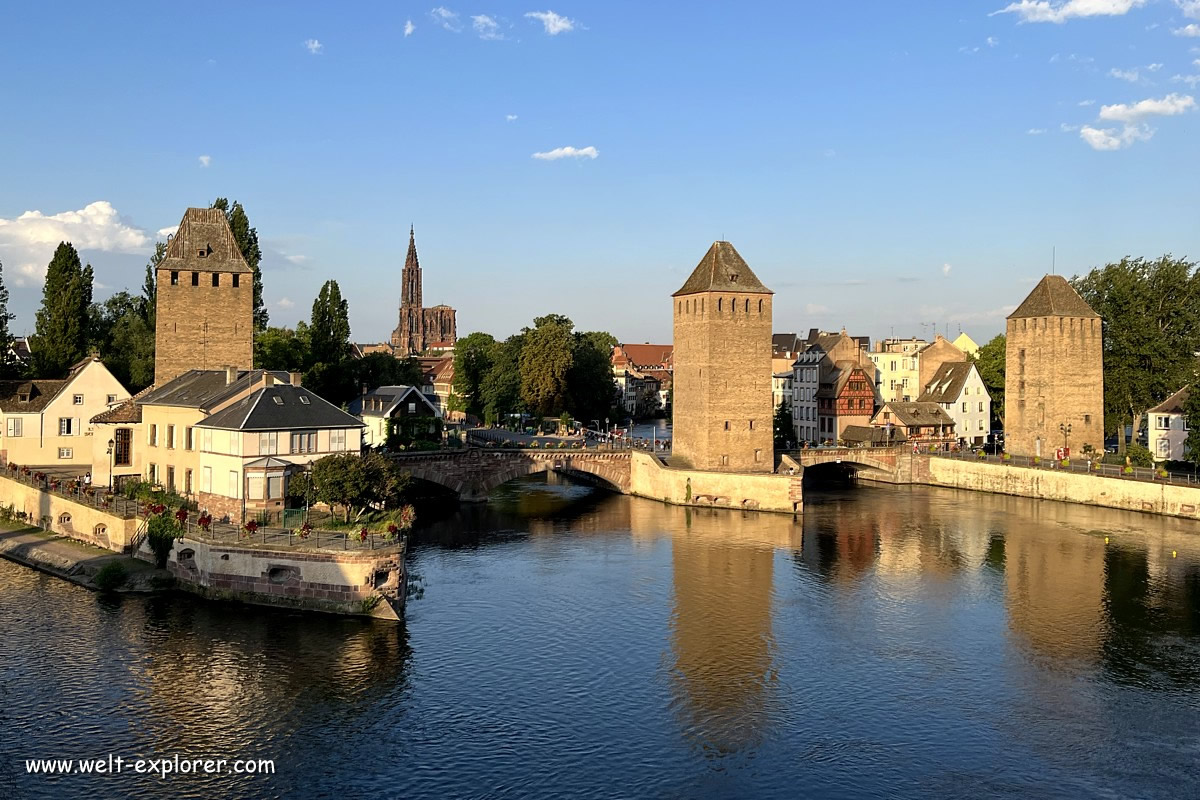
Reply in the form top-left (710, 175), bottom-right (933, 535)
top-left (17, 393), bottom-right (29, 404)
top-left (197, 244), bottom-right (211, 258)
top-left (729, 274), bottom-right (738, 283)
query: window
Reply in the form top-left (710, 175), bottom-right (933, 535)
top-left (259, 431), bottom-right (279, 455)
top-left (717, 298), bottom-right (722, 311)
top-left (724, 420), bottom-right (730, 430)
top-left (267, 475), bottom-right (283, 499)
top-left (330, 429), bottom-right (346, 451)
top-left (185, 427), bottom-right (193, 450)
top-left (1158, 439), bottom-right (1169, 457)
top-left (59, 418), bottom-right (74, 436)
top-left (248, 475), bottom-right (264, 500)
top-left (408, 402), bottom-right (417, 414)
top-left (272, 396), bottom-right (284, 406)
top-left (978, 420), bottom-right (985, 431)
top-left (962, 402), bottom-right (968, 412)
top-left (232, 274), bottom-right (240, 288)
top-left (754, 449), bottom-right (762, 463)
top-left (197, 249), bottom-right (207, 258)
top-left (1156, 415), bottom-right (1170, 430)
top-left (106, 394), bottom-right (117, 404)
top-left (148, 463), bottom-right (157, 484)
top-left (202, 466), bottom-right (212, 493)
top-left (170, 271), bottom-right (179, 285)
top-left (72, 394), bottom-right (84, 405)
top-left (978, 402), bottom-right (984, 413)
top-left (57, 447), bottom-right (72, 459)
top-left (6, 418), bottom-right (22, 437)
top-left (166, 466), bottom-right (175, 490)
top-left (191, 271), bottom-right (199, 286)
top-left (166, 424), bottom-right (175, 449)
top-left (721, 455), bottom-right (729, 466)
top-left (299, 396), bottom-right (310, 405)
top-left (212, 273), bottom-right (220, 287)
top-left (202, 429), bottom-right (213, 452)
top-left (114, 428), bottom-right (132, 466)
top-left (749, 420), bottom-right (755, 430)
top-left (149, 424), bottom-right (158, 446)
top-left (290, 431), bottom-right (317, 454)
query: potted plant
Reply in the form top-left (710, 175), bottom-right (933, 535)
top-left (385, 522), bottom-right (399, 541)
top-left (297, 521), bottom-right (312, 540)
top-left (1061, 458), bottom-right (1070, 467)
top-left (175, 507), bottom-right (188, 525)
top-left (242, 519), bottom-right (259, 539)
top-left (198, 512), bottom-right (212, 532)
top-left (358, 527), bottom-right (369, 543)
top-left (1123, 465), bottom-right (1134, 475)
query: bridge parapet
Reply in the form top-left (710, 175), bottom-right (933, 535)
top-left (388, 447), bottom-right (632, 501)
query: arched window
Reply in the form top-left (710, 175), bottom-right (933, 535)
top-left (58, 512), bottom-right (72, 525)
top-left (677, 301), bottom-right (681, 314)
top-left (700, 298), bottom-right (704, 313)
top-left (758, 299), bottom-right (763, 313)
top-left (745, 298), bottom-right (750, 313)
top-left (93, 524), bottom-right (107, 537)
top-left (717, 298), bottom-right (722, 311)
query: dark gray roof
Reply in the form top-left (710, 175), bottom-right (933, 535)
top-left (140, 369), bottom-right (290, 410)
top-left (673, 241), bottom-right (772, 296)
top-left (918, 361), bottom-right (978, 404)
top-left (196, 384), bottom-right (363, 431)
top-left (842, 424), bottom-right (907, 445)
top-left (772, 333), bottom-right (802, 354)
top-left (1149, 385), bottom-right (1191, 415)
top-left (348, 385), bottom-right (439, 418)
top-left (1009, 275), bottom-right (1099, 319)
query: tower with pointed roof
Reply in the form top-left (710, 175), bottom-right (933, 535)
top-left (154, 207), bottom-right (255, 385)
top-left (1004, 274), bottom-right (1103, 457)
top-left (391, 227), bottom-right (457, 354)
top-left (672, 241), bottom-right (774, 472)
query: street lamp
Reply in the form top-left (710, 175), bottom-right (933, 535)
top-left (106, 438), bottom-right (115, 489)
top-left (1059, 422), bottom-right (1072, 456)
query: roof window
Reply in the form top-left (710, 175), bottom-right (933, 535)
top-left (272, 396), bottom-right (284, 405)
top-left (299, 396), bottom-right (310, 405)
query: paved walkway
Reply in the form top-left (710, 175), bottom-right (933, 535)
top-left (0, 523), bottom-right (158, 590)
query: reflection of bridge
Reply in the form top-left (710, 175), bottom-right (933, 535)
top-left (393, 449), bottom-right (633, 502)
top-left (790, 446), bottom-right (914, 483)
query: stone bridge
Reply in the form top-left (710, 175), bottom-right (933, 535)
top-left (392, 448), bottom-right (633, 502)
top-left (789, 446), bottom-right (915, 483)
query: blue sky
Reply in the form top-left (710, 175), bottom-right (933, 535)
top-left (1, 1), bottom-right (1198, 347)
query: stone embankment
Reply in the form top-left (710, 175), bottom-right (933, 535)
top-left (0, 524), bottom-right (162, 591)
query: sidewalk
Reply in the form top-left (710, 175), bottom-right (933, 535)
top-left (0, 523), bottom-right (161, 592)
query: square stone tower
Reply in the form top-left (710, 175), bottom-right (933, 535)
top-left (672, 241), bottom-right (774, 472)
top-left (154, 208), bottom-right (254, 385)
top-left (1004, 275), bottom-right (1104, 457)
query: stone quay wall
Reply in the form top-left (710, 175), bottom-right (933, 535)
top-left (167, 537), bottom-right (407, 620)
top-left (629, 450), bottom-right (802, 513)
top-left (0, 475), bottom-right (138, 552)
top-left (920, 457), bottom-right (1200, 521)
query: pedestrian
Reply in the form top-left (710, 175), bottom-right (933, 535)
top-left (83, 472), bottom-right (91, 488)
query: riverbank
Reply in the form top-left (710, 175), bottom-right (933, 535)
top-left (0, 522), bottom-right (165, 592)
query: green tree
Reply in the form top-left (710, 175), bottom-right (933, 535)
top-left (30, 242), bottom-right (94, 377)
top-left (310, 451), bottom-right (411, 522)
top-left (1184, 387), bottom-right (1200, 463)
top-left (212, 197), bottom-right (267, 330)
top-left (141, 241), bottom-right (166, 328)
top-left (774, 399), bottom-right (792, 450)
top-left (0, 259), bottom-right (19, 379)
top-left (481, 333), bottom-right (524, 424)
top-left (520, 315), bottom-right (574, 416)
top-left (255, 326), bottom-right (310, 371)
top-left (452, 332), bottom-right (497, 417)
top-left (94, 291), bottom-right (155, 391)
top-left (1073, 255), bottom-right (1200, 454)
top-left (568, 329), bottom-right (618, 424)
top-left (354, 352), bottom-right (423, 391)
top-left (308, 280), bottom-right (351, 365)
top-left (969, 333), bottom-right (1006, 429)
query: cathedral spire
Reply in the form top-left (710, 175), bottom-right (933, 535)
top-left (406, 225), bottom-right (419, 270)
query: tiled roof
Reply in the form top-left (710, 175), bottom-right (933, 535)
top-left (196, 384), bottom-right (363, 431)
top-left (140, 369), bottom-right (291, 410)
top-left (673, 241), bottom-right (772, 296)
top-left (879, 402), bottom-right (955, 428)
top-left (843, 424), bottom-right (907, 445)
top-left (162, 207), bottom-right (252, 274)
top-left (1149, 385), bottom-right (1191, 415)
top-left (0, 379), bottom-right (67, 413)
top-left (918, 361), bottom-right (977, 404)
top-left (617, 344), bottom-right (673, 368)
top-left (1008, 275), bottom-right (1099, 319)
top-left (90, 386), bottom-right (154, 424)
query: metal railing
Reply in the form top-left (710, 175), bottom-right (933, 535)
top-left (177, 513), bottom-right (403, 551)
top-left (2, 468), bottom-right (141, 518)
top-left (932, 450), bottom-right (1200, 486)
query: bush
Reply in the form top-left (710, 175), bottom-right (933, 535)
top-left (146, 515), bottom-right (181, 569)
top-left (93, 561), bottom-right (128, 591)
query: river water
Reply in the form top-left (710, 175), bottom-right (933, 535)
top-left (2, 478), bottom-right (1199, 799)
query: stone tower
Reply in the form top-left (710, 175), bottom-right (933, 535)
top-left (1004, 274), bottom-right (1104, 458)
top-left (391, 227), bottom-right (457, 354)
top-left (672, 241), bottom-right (774, 472)
top-left (154, 208), bottom-right (254, 385)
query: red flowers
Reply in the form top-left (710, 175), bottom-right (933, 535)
top-left (198, 512), bottom-right (213, 532)
top-left (175, 508), bottom-right (188, 524)
top-left (297, 522), bottom-right (312, 540)
top-left (358, 527), bottom-right (369, 542)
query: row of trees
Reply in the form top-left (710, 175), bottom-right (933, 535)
top-left (453, 315), bottom-right (618, 426)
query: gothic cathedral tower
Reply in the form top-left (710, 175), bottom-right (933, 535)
top-left (391, 227), bottom-right (457, 354)
top-left (672, 241), bottom-right (774, 473)
top-left (154, 208), bottom-right (254, 385)
top-left (1004, 274), bottom-right (1104, 458)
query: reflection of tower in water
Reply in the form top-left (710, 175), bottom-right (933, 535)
top-left (630, 502), bottom-right (801, 757)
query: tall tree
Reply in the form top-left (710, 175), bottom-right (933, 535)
top-left (481, 333), bottom-right (524, 425)
top-left (774, 399), bottom-right (792, 450)
top-left (1073, 255), bottom-right (1200, 453)
top-left (30, 242), bottom-right (93, 377)
top-left (452, 332), bottom-right (497, 417)
top-left (969, 333), bottom-right (1006, 429)
top-left (212, 197), bottom-right (268, 330)
top-left (141, 240), bottom-right (165, 328)
top-left (567, 329), bottom-right (618, 425)
top-left (0, 259), bottom-right (18, 379)
top-left (1184, 387), bottom-right (1200, 463)
top-left (308, 280), bottom-right (351, 365)
top-left (520, 315), bottom-right (574, 417)
top-left (254, 326), bottom-right (310, 372)
top-left (93, 291), bottom-right (155, 392)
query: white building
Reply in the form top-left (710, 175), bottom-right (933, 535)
top-left (917, 361), bottom-right (991, 446)
top-left (1149, 386), bottom-right (1190, 462)
top-left (791, 346), bottom-right (822, 445)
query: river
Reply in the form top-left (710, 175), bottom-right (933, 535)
top-left (2, 478), bottom-right (1198, 799)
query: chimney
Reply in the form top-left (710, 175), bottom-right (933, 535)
top-left (225, 365), bottom-right (238, 385)
top-left (263, 373), bottom-right (275, 388)
top-left (289, 372), bottom-right (302, 387)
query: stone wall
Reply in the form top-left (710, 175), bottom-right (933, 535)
top-left (672, 291), bottom-right (774, 472)
top-left (0, 475), bottom-right (138, 551)
top-left (168, 537), bottom-right (406, 620)
top-left (629, 450), bottom-right (802, 513)
top-left (154, 267), bottom-right (254, 385)
top-left (922, 457), bottom-right (1200, 521)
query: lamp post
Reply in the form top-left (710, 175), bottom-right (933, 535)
top-left (1059, 422), bottom-right (1072, 457)
top-left (106, 438), bottom-right (115, 489)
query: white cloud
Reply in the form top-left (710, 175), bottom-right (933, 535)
top-left (1172, 73), bottom-right (1200, 86)
top-left (472, 15), bottom-right (503, 39)
top-left (156, 226), bottom-right (177, 239)
top-left (277, 297), bottom-right (295, 309)
top-left (525, 10), bottom-right (576, 35)
top-left (987, 36), bottom-right (1000, 46)
top-left (1098, 92), bottom-right (1195, 121)
top-left (198, 154), bottom-right (211, 167)
top-left (1177, 1), bottom-right (1200, 19)
top-left (942, 263), bottom-right (953, 276)
top-left (0, 201), bottom-right (150, 286)
top-left (304, 39), bottom-right (323, 55)
top-left (506, 114), bottom-right (519, 122)
top-left (283, 254), bottom-right (308, 265)
top-left (1079, 123), bottom-right (1153, 149)
top-left (1146, 63), bottom-right (1163, 72)
top-left (991, 0), bottom-right (1146, 24)
top-left (1028, 127), bottom-right (1047, 134)
top-left (531, 145), bottom-right (598, 160)
top-left (960, 45), bottom-right (980, 54)
top-left (1078, 99), bottom-right (1096, 105)
top-left (1175, 24), bottom-right (1200, 36)
top-left (1110, 67), bottom-right (1140, 82)
top-left (1060, 122), bottom-right (1082, 131)
top-left (430, 7), bottom-right (462, 32)
top-left (804, 303), bottom-right (830, 315)
top-left (405, 20), bottom-right (415, 37)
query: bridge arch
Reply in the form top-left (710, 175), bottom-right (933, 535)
top-left (394, 450), bottom-right (632, 503)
